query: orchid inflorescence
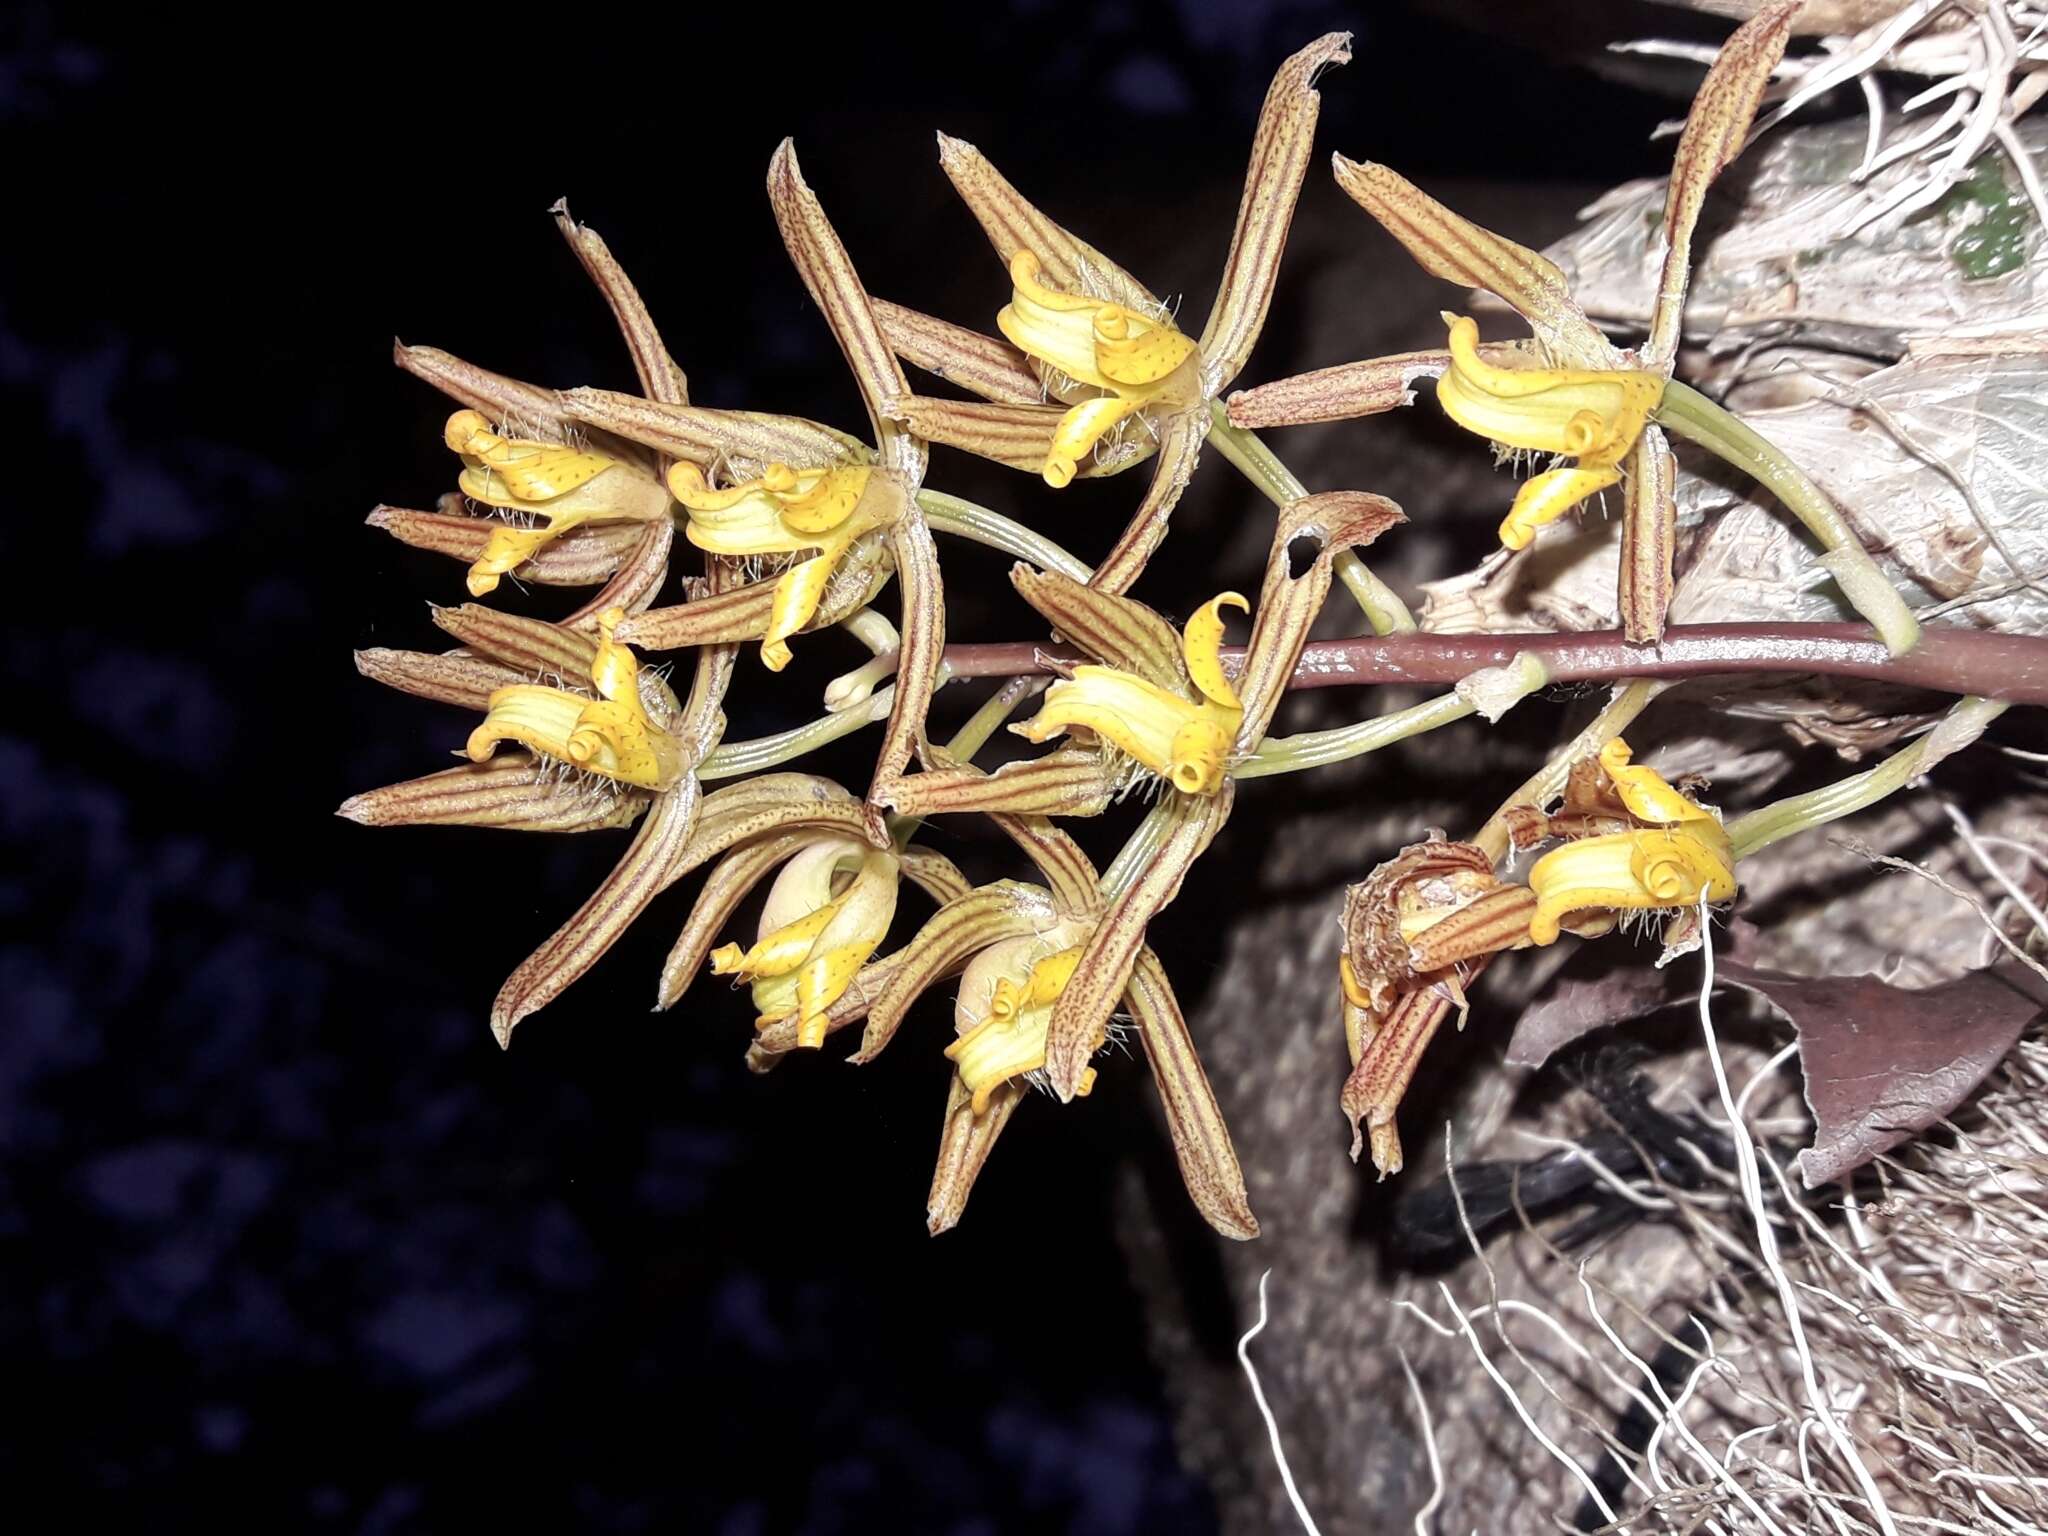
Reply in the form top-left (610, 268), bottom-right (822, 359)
top-left (342, 4), bottom-right (1972, 1236)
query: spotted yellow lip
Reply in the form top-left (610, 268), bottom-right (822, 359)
top-left (668, 461), bottom-right (886, 671)
top-left (464, 607), bottom-right (682, 790)
top-left (444, 411), bottom-right (671, 596)
top-left (996, 250), bottom-right (1198, 487)
top-left (710, 836), bottom-right (901, 1049)
top-left (1014, 592), bottom-right (1248, 795)
top-left (1431, 316), bottom-right (1664, 552)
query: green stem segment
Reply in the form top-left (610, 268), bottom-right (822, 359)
top-left (1654, 379), bottom-right (1920, 658)
top-left (917, 488), bottom-right (1093, 584)
top-left (1206, 400), bottom-right (1416, 636)
top-left (1726, 696), bottom-right (2008, 858)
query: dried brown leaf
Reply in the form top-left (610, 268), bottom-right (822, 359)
top-left (1716, 958), bottom-right (2048, 1186)
top-left (1087, 408), bottom-right (1209, 596)
top-left (1042, 786), bottom-right (1234, 1099)
top-left (935, 133), bottom-right (1159, 314)
top-left (490, 779), bottom-right (701, 1047)
top-left (1329, 158), bottom-right (1611, 367)
top-left (767, 140), bottom-right (925, 481)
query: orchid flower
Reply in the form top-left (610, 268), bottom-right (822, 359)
top-left (872, 33), bottom-right (1350, 593)
top-left (1228, 3), bottom-right (1913, 655)
top-left (1334, 734), bottom-right (1738, 1175)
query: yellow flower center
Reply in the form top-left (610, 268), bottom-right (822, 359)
top-left (945, 941), bottom-right (1090, 1114)
top-left (1432, 317), bottom-right (1664, 552)
top-left (667, 462), bottom-right (884, 671)
top-left (464, 607), bottom-right (683, 789)
top-left (996, 251), bottom-right (1198, 488)
top-left (1526, 736), bottom-right (1735, 945)
top-left (708, 837), bottom-right (900, 1049)
top-left (1013, 592), bottom-right (1247, 795)
top-left (445, 411), bottom-right (671, 596)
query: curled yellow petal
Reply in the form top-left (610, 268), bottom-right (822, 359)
top-left (446, 411), bottom-right (669, 593)
top-left (1181, 591), bottom-right (1249, 709)
top-left (997, 250), bottom-right (1196, 487)
top-left (1597, 737), bottom-right (1706, 827)
top-left (1527, 823), bottom-right (1734, 946)
top-left (1044, 394), bottom-right (1145, 489)
top-left (463, 607), bottom-right (682, 789)
top-left (722, 837), bottom-right (900, 1045)
top-left (1015, 666), bottom-right (1239, 796)
top-left (668, 462), bottom-right (884, 668)
top-left (1436, 318), bottom-right (1662, 467)
top-left (669, 462), bottom-right (876, 554)
top-left (945, 940), bottom-right (1088, 1115)
top-left (761, 552), bottom-right (840, 673)
top-left (1498, 464), bottom-right (1621, 550)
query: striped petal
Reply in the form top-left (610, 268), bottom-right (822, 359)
top-left (1329, 157), bottom-right (1615, 369)
top-left (1644, 1), bottom-right (1797, 366)
top-left (1198, 31), bottom-right (1351, 392)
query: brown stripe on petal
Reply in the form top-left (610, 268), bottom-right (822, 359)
top-left (1646, 1), bottom-right (1796, 366)
top-left (890, 397), bottom-right (1154, 482)
top-left (560, 388), bottom-right (871, 477)
top-left (1126, 947), bottom-right (1257, 1240)
top-left (1233, 491), bottom-right (1405, 752)
top-left (1619, 426), bottom-right (1676, 646)
top-left (675, 778), bottom-right (870, 878)
top-left (875, 301), bottom-right (1044, 407)
top-left (863, 489), bottom-right (944, 844)
top-left (489, 778), bottom-right (702, 1048)
top-left (1328, 158), bottom-right (1612, 368)
top-left (1338, 987), bottom-right (1458, 1176)
top-left (1041, 785), bottom-right (1234, 1099)
top-left (562, 519), bottom-right (674, 632)
top-left (618, 555), bottom-right (892, 652)
top-left (767, 141), bottom-right (925, 483)
top-left (934, 134), bottom-right (1159, 314)
top-left (655, 830), bottom-right (811, 1010)
top-left (1087, 408), bottom-right (1209, 596)
top-left (1403, 886), bottom-right (1538, 973)
top-left (852, 881), bottom-right (1062, 1064)
top-left (551, 202), bottom-right (690, 406)
top-left (430, 605), bottom-right (600, 683)
top-left (367, 506), bottom-right (645, 587)
top-left (882, 749), bottom-right (1116, 820)
top-left (927, 1075), bottom-right (1024, 1236)
top-left (337, 754), bottom-right (648, 833)
top-left (898, 846), bottom-right (974, 906)
top-left (394, 343), bottom-right (572, 438)
top-left (354, 648), bottom-right (531, 711)
top-left (1198, 32), bottom-right (1351, 394)
top-left (889, 397), bottom-right (1064, 476)
top-left (1225, 349), bottom-right (1447, 429)
top-left (990, 815), bottom-right (1102, 917)
top-left (1009, 565), bottom-right (1188, 692)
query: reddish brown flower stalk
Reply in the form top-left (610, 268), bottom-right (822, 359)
top-left (938, 622), bottom-right (2048, 706)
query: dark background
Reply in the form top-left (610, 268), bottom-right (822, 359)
top-left (7, 2), bottom-right (1721, 1529)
